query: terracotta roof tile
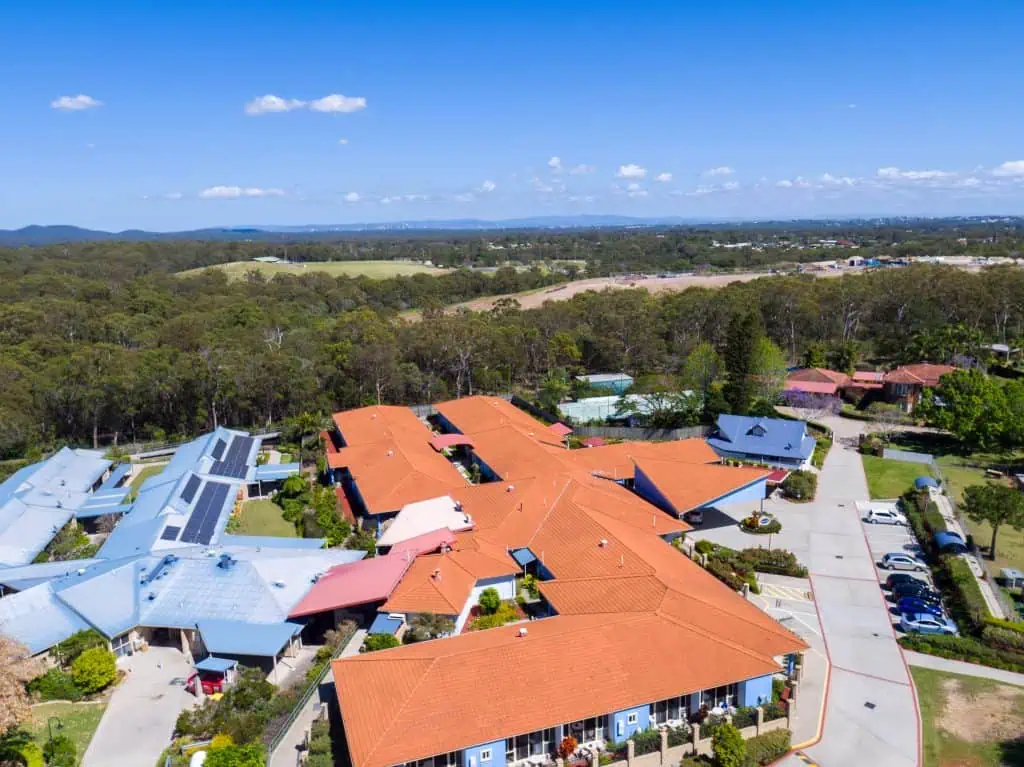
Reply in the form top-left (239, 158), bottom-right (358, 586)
top-left (560, 439), bottom-right (718, 480)
top-left (887, 363), bottom-right (956, 387)
top-left (634, 459), bottom-right (770, 514)
top-left (383, 547), bottom-right (518, 615)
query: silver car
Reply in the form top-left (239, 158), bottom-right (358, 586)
top-left (880, 552), bottom-right (927, 571)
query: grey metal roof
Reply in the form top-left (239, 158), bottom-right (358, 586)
top-left (0, 582), bottom-right (91, 655)
top-left (195, 656), bottom-right (238, 672)
top-left (253, 463), bottom-right (301, 482)
top-left (197, 619), bottom-right (302, 657)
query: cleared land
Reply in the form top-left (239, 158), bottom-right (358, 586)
top-left (231, 499), bottom-right (297, 537)
top-left (179, 259), bottom-right (444, 281)
top-left (861, 454), bottom-right (934, 499)
top-left (27, 700), bottom-right (107, 761)
top-left (912, 666), bottom-right (1024, 767)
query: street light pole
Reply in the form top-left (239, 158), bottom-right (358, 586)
top-left (47, 716), bottom-right (62, 743)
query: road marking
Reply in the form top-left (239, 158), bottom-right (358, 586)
top-left (794, 752), bottom-right (819, 766)
top-left (760, 583), bottom-right (813, 602)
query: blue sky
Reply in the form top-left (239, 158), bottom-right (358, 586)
top-left (2, 0), bottom-right (1023, 230)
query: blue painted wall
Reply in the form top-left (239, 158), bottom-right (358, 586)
top-left (436, 413), bottom-right (462, 435)
top-left (634, 465), bottom-right (677, 515)
top-left (463, 739), bottom-right (506, 767)
top-left (610, 704), bottom-right (651, 740)
top-left (707, 478), bottom-right (768, 508)
top-left (740, 674), bottom-right (774, 707)
top-left (470, 454), bottom-right (502, 482)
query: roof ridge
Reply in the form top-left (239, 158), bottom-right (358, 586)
top-left (658, 582), bottom-right (805, 646)
top-left (655, 595), bottom-right (785, 667)
top-left (524, 475), bottom-right (575, 547)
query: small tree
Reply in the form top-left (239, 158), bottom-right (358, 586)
top-left (43, 734), bottom-right (77, 767)
top-left (711, 722), bottom-right (746, 767)
top-left (478, 587), bottom-right (501, 615)
top-left (70, 647), bottom-right (117, 694)
top-left (557, 735), bottom-right (578, 759)
top-left (0, 634), bottom-right (42, 733)
top-left (204, 742), bottom-right (265, 767)
top-left (962, 482), bottom-right (1024, 560)
top-left (361, 633), bottom-right (400, 653)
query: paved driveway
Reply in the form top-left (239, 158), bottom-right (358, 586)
top-left (83, 647), bottom-right (196, 767)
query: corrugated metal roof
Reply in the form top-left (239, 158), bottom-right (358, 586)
top-left (253, 463), bottom-right (301, 481)
top-left (197, 619), bottom-right (303, 656)
top-left (709, 414), bottom-right (816, 462)
top-left (0, 582), bottom-right (92, 654)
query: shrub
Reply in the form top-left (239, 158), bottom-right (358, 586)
top-left (204, 743), bottom-right (265, 767)
top-left (42, 735), bottom-right (76, 767)
top-left (478, 586), bottom-right (501, 615)
top-left (742, 729), bottom-right (791, 766)
top-left (52, 629), bottom-right (106, 667)
top-left (781, 471), bottom-right (817, 501)
top-left (361, 633), bottom-right (400, 653)
top-left (27, 668), bottom-right (82, 702)
top-left (705, 558), bottom-right (746, 591)
top-left (19, 742), bottom-right (44, 767)
top-left (700, 714), bottom-right (726, 740)
top-left (695, 539), bottom-right (715, 555)
top-left (771, 677), bottom-right (785, 702)
top-left (469, 601), bottom-right (520, 631)
top-left (937, 555), bottom-right (988, 633)
top-left (731, 707), bottom-right (757, 729)
top-left (307, 756), bottom-right (333, 767)
top-left (761, 701), bottom-right (787, 722)
top-left (711, 723), bottom-right (746, 767)
top-left (737, 548), bottom-right (808, 578)
top-left (309, 720), bottom-right (332, 755)
top-left (981, 625), bottom-right (1024, 653)
top-left (70, 647), bottom-right (117, 694)
top-left (630, 728), bottom-right (661, 755)
top-left (811, 437), bottom-right (832, 470)
top-left (558, 736), bottom-right (578, 759)
top-left (740, 515), bottom-right (782, 535)
top-left (899, 633), bottom-right (1024, 673)
top-left (666, 724), bottom-right (692, 747)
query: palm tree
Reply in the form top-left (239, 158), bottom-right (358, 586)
top-left (291, 411), bottom-right (329, 467)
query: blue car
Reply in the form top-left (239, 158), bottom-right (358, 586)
top-left (899, 612), bottom-right (958, 635)
top-left (897, 596), bottom-right (943, 617)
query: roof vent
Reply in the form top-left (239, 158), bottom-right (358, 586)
top-left (77, 568), bottom-right (86, 576)
top-left (518, 627), bottom-right (528, 637)
top-left (431, 568), bottom-right (442, 581)
top-left (386, 450), bottom-right (394, 457)
top-left (599, 539), bottom-right (609, 547)
top-left (272, 580), bottom-right (286, 588)
top-left (147, 592), bottom-right (156, 601)
top-left (506, 485), bottom-right (515, 492)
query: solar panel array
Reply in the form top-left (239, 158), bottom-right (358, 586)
top-left (211, 438), bottom-right (227, 461)
top-left (180, 475), bottom-right (202, 504)
top-left (179, 482), bottom-right (230, 545)
top-left (160, 525), bottom-right (181, 541)
top-left (211, 436), bottom-right (254, 479)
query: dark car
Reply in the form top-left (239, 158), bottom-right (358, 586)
top-left (885, 572), bottom-right (922, 590)
top-left (897, 596), bottom-right (943, 616)
top-left (891, 580), bottom-right (940, 601)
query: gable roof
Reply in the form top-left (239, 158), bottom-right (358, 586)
top-left (382, 545), bottom-right (518, 615)
top-left (708, 415), bottom-right (815, 461)
top-left (635, 459), bottom-right (770, 513)
top-left (288, 555), bottom-right (415, 618)
top-left (886, 363), bottom-right (956, 387)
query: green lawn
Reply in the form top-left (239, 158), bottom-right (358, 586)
top-left (231, 499), bottom-right (297, 537)
top-left (128, 464), bottom-right (165, 497)
top-left (26, 701), bottom-right (107, 763)
top-left (911, 666), bottom-right (1024, 767)
top-left (861, 455), bottom-right (933, 499)
top-left (179, 259), bottom-right (444, 281)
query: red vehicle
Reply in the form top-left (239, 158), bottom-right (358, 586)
top-left (186, 671), bottom-right (225, 696)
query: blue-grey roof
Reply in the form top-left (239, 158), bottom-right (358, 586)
top-left (0, 582), bottom-right (92, 654)
top-left (914, 476), bottom-right (939, 489)
top-left (708, 415), bottom-right (816, 462)
top-left (195, 656), bottom-right (238, 673)
top-left (254, 463), bottom-right (301, 482)
top-left (369, 613), bottom-right (404, 635)
top-left (218, 534), bottom-right (325, 550)
top-left (934, 532), bottom-right (968, 552)
top-left (98, 464), bottom-right (132, 492)
top-left (0, 558), bottom-right (104, 591)
top-left (197, 619), bottom-right (303, 656)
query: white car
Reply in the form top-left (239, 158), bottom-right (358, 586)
top-left (880, 552), bottom-right (927, 571)
top-left (865, 508), bottom-right (907, 525)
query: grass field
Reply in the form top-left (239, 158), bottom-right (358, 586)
top-left (231, 499), bottom-right (297, 537)
top-left (911, 666), bottom-right (1024, 767)
top-left (179, 259), bottom-right (443, 281)
top-left (861, 455), bottom-right (933, 499)
top-left (128, 464), bottom-right (164, 497)
top-left (27, 701), bottom-right (107, 762)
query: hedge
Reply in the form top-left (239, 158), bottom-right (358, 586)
top-left (742, 730), bottom-right (792, 767)
top-left (780, 471), bottom-right (817, 501)
top-left (28, 668), bottom-right (83, 702)
top-left (981, 625), bottom-right (1024, 653)
top-left (735, 548), bottom-right (808, 578)
top-left (983, 616), bottom-right (1024, 634)
top-left (937, 555), bottom-right (989, 633)
top-left (899, 633), bottom-right (1024, 673)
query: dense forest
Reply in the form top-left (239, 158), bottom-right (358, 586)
top-left (1, 228), bottom-right (1023, 459)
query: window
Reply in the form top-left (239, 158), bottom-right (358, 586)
top-left (701, 683), bottom-right (738, 709)
top-left (626, 712), bottom-right (638, 725)
top-left (480, 750), bottom-right (492, 762)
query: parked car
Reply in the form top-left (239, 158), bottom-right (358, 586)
top-left (891, 580), bottom-right (940, 601)
top-left (880, 552), bottom-right (927, 571)
top-left (899, 612), bottom-right (958, 635)
top-left (897, 596), bottom-right (944, 617)
top-left (885, 572), bottom-right (922, 590)
top-left (683, 509), bottom-right (704, 526)
top-left (186, 671), bottom-right (225, 696)
top-left (865, 508), bottom-right (908, 525)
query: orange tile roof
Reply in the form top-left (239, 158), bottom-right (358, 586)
top-left (886, 363), bottom-right (956, 387)
top-left (559, 439), bottom-right (719, 480)
top-left (435, 396), bottom-right (550, 437)
top-left (383, 546), bottom-right (518, 615)
top-left (634, 459), bottom-right (770, 514)
top-left (332, 405), bottom-right (427, 446)
top-left (786, 368), bottom-right (851, 386)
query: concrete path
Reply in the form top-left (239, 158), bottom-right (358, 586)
top-left (774, 416), bottom-right (920, 767)
top-left (269, 629), bottom-right (367, 767)
top-left (83, 647), bottom-right (195, 767)
top-left (903, 650), bottom-right (1024, 687)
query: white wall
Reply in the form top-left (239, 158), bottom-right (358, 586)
top-left (454, 575), bottom-right (517, 634)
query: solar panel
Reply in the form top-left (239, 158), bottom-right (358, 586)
top-left (179, 481), bottom-right (230, 545)
top-left (211, 436), bottom-right (254, 479)
top-left (160, 525), bottom-right (181, 541)
top-left (211, 438), bottom-right (227, 461)
top-left (180, 475), bottom-right (202, 504)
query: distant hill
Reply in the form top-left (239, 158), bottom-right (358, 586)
top-left (1, 215), bottom-right (1022, 246)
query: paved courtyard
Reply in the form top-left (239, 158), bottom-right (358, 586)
top-left (82, 646), bottom-right (196, 767)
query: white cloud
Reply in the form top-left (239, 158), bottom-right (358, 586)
top-left (453, 192), bottom-right (475, 202)
top-left (404, 193), bottom-right (429, 202)
top-left (379, 195), bottom-right (401, 205)
top-left (722, 181), bottom-right (740, 191)
top-left (244, 95), bottom-right (306, 115)
top-left (956, 177), bottom-right (982, 187)
top-left (478, 180), bottom-right (497, 193)
top-left (654, 172), bottom-right (672, 183)
top-left (566, 195), bottom-right (596, 203)
top-left (616, 163), bottom-right (646, 179)
top-left (992, 160), bottom-right (1024, 177)
top-left (343, 192), bottom-right (361, 203)
top-left (308, 94), bottom-right (367, 113)
top-left (569, 163), bottom-right (595, 175)
top-left (626, 182), bottom-right (648, 198)
top-left (338, 138), bottom-right (349, 145)
top-left (532, 177), bottom-right (555, 193)
top-left (548, 156), bottom-right (563, 171)
top-left (51, 94), bottom-right (103, 111)
top-left (820, 173), bottom-right (857, 186)
top-left (775, 179), bottom-right (794, 188)
top-left (703, 166), bottom-right (734, 177)
top-left (685, 185), bottom-right (715, 197)
top-left (876, 166), bottom-right (955, 180)
top-left (163, 192), bottom-right (184, 200)
top-left (199, 186), bottom-right (285, 199)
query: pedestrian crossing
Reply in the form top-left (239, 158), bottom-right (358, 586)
top-left (759, 583), bottom-right (813, 603)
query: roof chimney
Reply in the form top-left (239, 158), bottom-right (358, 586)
top-left (599, 539), bottom-right (608, 547)
top-left (518, 627), bottom-right (528, 637)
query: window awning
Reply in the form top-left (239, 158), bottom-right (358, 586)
top-left (430, 434), bottom-right (476, 451)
